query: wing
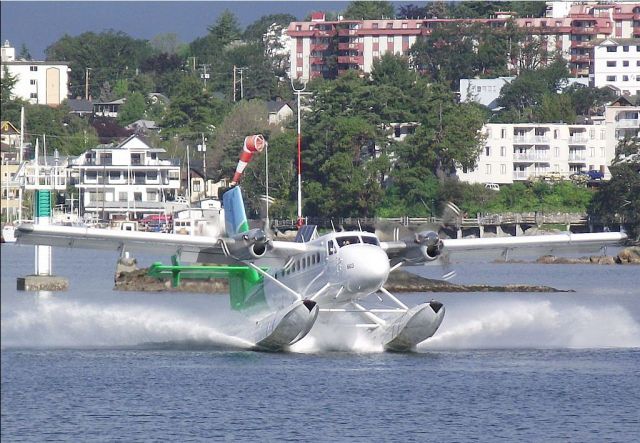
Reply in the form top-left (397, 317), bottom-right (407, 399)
top-left (441, 232), bottom-right (627, 262)
top-left (15, 223), bottom-right (311, 265)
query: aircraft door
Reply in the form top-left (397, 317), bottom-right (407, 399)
top-left (326, 239), bottom-right (342, 281)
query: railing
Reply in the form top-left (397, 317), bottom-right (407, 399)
top-left (271, 212), bottom-right (595, 231)
top-left (568, 136), bottom-right (588, 143)
top-left (568, 155), bottom-right (587, 161)
top-left (74, 158), bottom-right (180, 167)
top-left (616, 119), bottom-right (639, 128)
top-left (513, 171), bottom-right (530, 179)
top-left (514, 152), bottom-right (550, 161)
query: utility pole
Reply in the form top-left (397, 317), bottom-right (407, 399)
top-left (198, 133), bottom-right (207, 191)
top-left (85, 67), bottom-right (92, 100)
top-left (239, 67), bottom-right (247, 100)
top-left (199, 64), bottom-right (211, 89)
top-left (233, 65), bottom-right (237, 102)
top-left (232, 66), bottom-right (248, 101)
top-left (291, 81), bottom-right (312, 228)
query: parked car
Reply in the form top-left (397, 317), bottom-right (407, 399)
top-left (484, 183), bottom-right (500, 191)
top-left (586, 169), bottom-right (604, 180)
top-left (570, 170), bottom-right (604, 181)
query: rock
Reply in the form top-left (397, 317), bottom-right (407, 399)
top-left (617, 247), bottom-right (640, 264)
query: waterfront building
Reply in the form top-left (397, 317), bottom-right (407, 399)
top-left (0, 41), bottom-right (70, 106)
top-left (267, 100), bottom-right (294, 125)
top-left (287, 2), bottom-right (639, 82)
top-left (592, 38), bottom-right (640, 95)
top-left (71, 135), bottom-right (181, 220)
top-left (456, 99), bottom-right (639, 185)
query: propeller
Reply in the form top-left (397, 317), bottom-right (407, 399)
top-left (374, 201), bottom-right (462, 281)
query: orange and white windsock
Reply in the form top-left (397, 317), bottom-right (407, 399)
top-left (230, 134), bottom-right (266, 185)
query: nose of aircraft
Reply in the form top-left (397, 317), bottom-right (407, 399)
top-left (341, 244), bottom-right (390, 294)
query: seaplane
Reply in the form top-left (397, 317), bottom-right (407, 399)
top-left (15, 135), bottom-right (628, 352)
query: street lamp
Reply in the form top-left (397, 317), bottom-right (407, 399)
top-left (291, 79), bottom-right (311, 228)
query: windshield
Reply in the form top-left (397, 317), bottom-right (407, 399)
top-left (336, 236), bottom-right (360, 248)
top-left (361, 235), bottom-right (379, 246)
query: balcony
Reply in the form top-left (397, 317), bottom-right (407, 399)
top-left (513, 171), bottom-right (530, 180)
top-left (338, 42), bottom-right (363, 51)
top-left (513, 136), bottom-right (549, 144)
top-left (568, 135), bottom-right (588, 144)
top-left (570, 40), bottom-right (592, 48)
top-left (570, 54), bottom-right (591, 62)
top-left (513, 152), bottom-right (550, 161)
top-left (337, 55), bottom-right (364, 65)
top-left (616, 119), bottom-right (639, 128)
top-left (568, 154), bottom-right (587, 162)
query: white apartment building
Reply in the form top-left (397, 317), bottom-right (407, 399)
top-left (71, 135), bottom-right (181, 220)
top-left (459, 77), bottom-right (589, 109)
top-left (592, 38), bottom-right (640, 95)
top-left (0, 41), bottom-right (70, 106)
top-left (456, 98), bottom-right (639, 185)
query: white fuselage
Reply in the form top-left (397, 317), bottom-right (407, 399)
top-left (264, 232), bottom-right (390, 309)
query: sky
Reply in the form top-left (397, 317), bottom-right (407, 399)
top-left (1, 1), bottom-right (357, 59)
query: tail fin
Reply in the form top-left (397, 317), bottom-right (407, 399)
top-left (223, 186), bottom-right (249, 236)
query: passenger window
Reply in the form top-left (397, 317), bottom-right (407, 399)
top-left (328, 240), bottom-right (336, 255)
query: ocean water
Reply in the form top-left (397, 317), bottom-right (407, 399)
top-left (2, 244), bottom-right (639, 441)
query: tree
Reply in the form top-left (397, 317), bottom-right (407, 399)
top-left (45, 31), bottom-right (152, 98)
top-left (343, 1), bottom-right (395, 19)
top-left (244, 14), bottom-right (297, 42)
top-left (160, 74), bottom-right (228, 137)
top-left (150, 33), bottom-right (182, 54)
top-left (210, 100), bottom-right (270, 181)
top-left (566, 85), bottom-right (617, 116)
top-left (18, 43), bottom-right (32, 60)
top-left (22, 103), bottom-right (98, 156)
top-left (207, 10), bottom-right (242, 45)
top-left (117, 92), bottom-right (146, 126)
top-left (1, 66), bottom-right (24, 124)
top-left (590, 137), bottom-right (640, 242)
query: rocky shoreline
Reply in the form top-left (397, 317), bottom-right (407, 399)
top-left (532, 246), bottom-right (640, 265)
top-left (114, 265), bottom-right (571, 294)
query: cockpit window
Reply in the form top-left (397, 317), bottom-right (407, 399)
top-left (361, 236), bottom-right (379, 246)
top-left (328, 240), bottom-right (337, 255)
top-left (336, 236), bottom-right (360, 247)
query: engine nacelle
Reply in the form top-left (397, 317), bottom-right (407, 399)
top-left (227, 228), bottom-right (270, 260)
top-left (402, 230), bottom-right (443, 264)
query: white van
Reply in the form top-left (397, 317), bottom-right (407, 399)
top-left (485, 183), bottom-right (500, 191)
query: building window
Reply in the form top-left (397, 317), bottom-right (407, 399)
top-left (623, 60), bottom-right (629, 67)
top-left (373, 36), bottom-right (379, 43)
top-left (30, 79), bottom-right (36, 85)
top-left (485, 146), bottom-right (490, 156)
top-left (607, 46), bottom-right (617, 52)
top-left (29, 66), bottom-right (38, 71)
top-left (297, 52), bottom-right (302, 58)
top-left (402, 22), bottom-right (408, 29)
top-left (372, 23), bottom-right (378, 29)
top-left (623, 46), bottom-right (629, 52)
top-left (486, 164), bottom-right (491, 174)
top-left (387, 37), bottom-right (393, 42)
top-left (590, 129), bottom-right (595, 138)
top-left (623, 75), bottom-right (629, 81)
top-left (600, 147), bottom-right (605, 158)
top-left (590, 147), bottom-right (595, 157)
top-left (30, 93), bottom-right (37, 99)
top-left (601, 130), bottom-right (606, 140)
top-left (386, 22), bottom-right (393, 29)
top-left (554, 129), bottom-right (559, 139)
top-left (119, 192), bottom-right (127, 201)
top-left (606, 75), bottom-right (616, 81)
top-left (295, 25), bottom-right (301, 31)
top-left (606, 61), bottom-right (616, 67)
top-left (193, 181), bottom-right (201, 192)
top-left (637, 61), bottom-right (640, 67)
top-left (554, 147), bottom-right (560, 157)
top-left (500, 164), bottom-right (506, 174)
top-left (500, 146), bottom-right (506, 156)
top-left (501, 128), bottom-right (506, 138)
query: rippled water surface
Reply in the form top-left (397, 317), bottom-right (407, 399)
top-left (2, 244), bottom-right (639, 441)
